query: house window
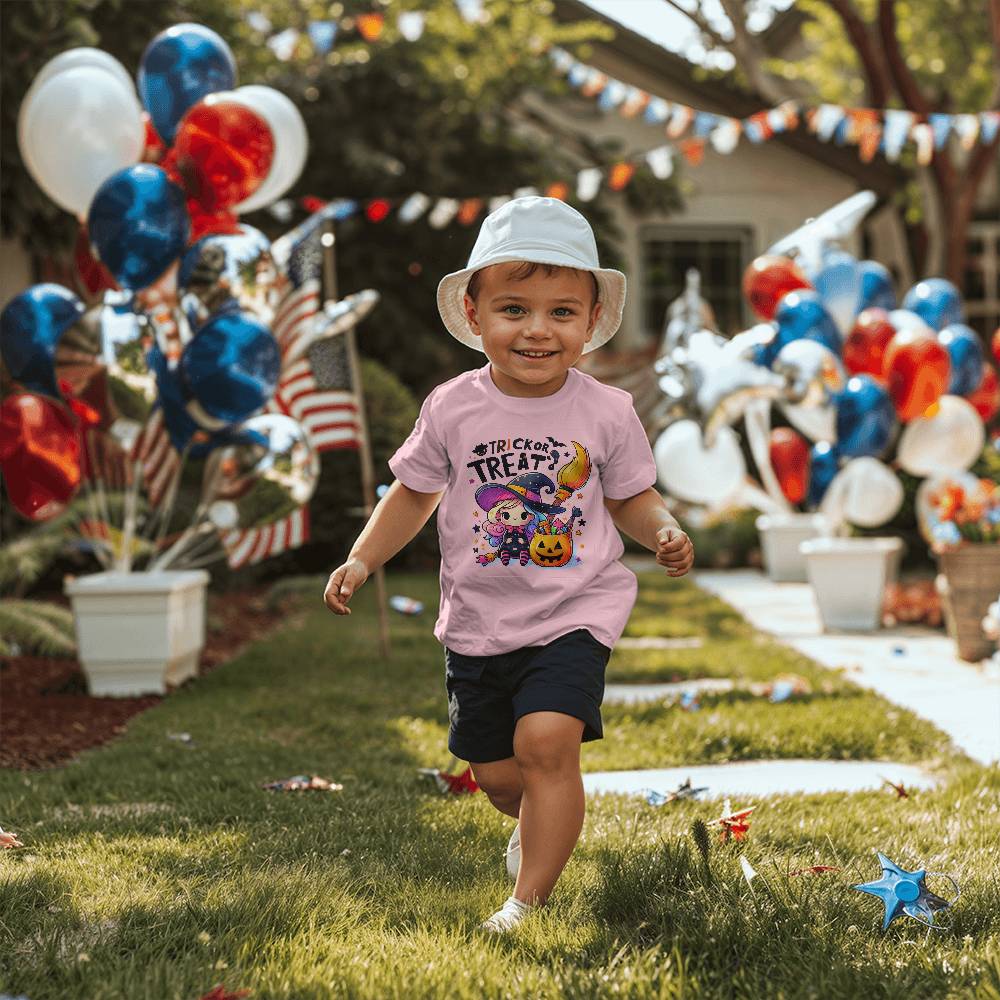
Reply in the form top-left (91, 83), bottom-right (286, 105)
top-left (641, 226), bottom-right (753, 339)
top-left (964, 222), bottom-right (1000, 338)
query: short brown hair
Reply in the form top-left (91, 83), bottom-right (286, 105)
top-left (466, 261), bottom-right (599, 306)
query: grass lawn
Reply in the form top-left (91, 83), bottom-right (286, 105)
top-left (2, 570), bottom-right (999, 999)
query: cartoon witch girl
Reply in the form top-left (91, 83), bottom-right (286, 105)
top-left (474, 473), bottom-right (564, 567)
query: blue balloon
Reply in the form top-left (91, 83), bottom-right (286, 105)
top-left (807, 441), bottom-right (839, 507)
top-left (138, 23), bottom-right (237, 144)
top-left (939, 323), bottom-right (984, 396)
top-left (857, 260), bottom-right (896, 311)
top-left (88, 165), bottom-right (190, 291)
top-left (0, 284), bottom-right (84, 398)
top-left (902, 278), bottom-right (964, 331)
top-left (181, 311), bottom-right (280, 427)
top-left (773, 290), bottom-right (843, 358)
top-left (834, 375), bottom-right (897, 458)
top-left (813, 250), bottom-right (863, 334)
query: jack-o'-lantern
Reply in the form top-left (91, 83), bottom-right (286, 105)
top-left (530, 532), bottom-right (573, 567)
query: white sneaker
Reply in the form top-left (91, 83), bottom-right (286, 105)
top-left (481, 895), bottom-right (533, 933)
top-left (505, 823), bottom-right (520, 881)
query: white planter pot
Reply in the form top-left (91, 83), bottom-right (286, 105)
top-left (798, 537), bottom-right (903, 631)
top-left (65, 570), bottom-right (210, 697)
top-left (756, 513), bottom-right (832, 583)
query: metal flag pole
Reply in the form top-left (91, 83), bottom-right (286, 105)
top-left (320, 219), bottom-right (391, 658)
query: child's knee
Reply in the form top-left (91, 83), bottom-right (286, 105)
top-left (514, 726), bottom-right (581, 776)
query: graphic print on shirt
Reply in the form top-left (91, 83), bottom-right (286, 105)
top-left (469, 438), bottom-right (592, 568)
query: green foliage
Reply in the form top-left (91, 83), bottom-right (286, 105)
top-left (771, 0), bottom-right (997, 111)
top-left (0, 598), bottom-right (76, 657)
top-left (0, 532), bottom-right (68, 595)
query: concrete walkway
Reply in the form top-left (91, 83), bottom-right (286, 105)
top-left (583, 759), bottom-right (939, 800)
top-left (693, 569), bottom-right (1000, 765)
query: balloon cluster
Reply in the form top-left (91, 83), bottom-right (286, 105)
top-left (3, 27), bottom-right (375, 573)
top-left (653, 192), bottom-right (998, 539)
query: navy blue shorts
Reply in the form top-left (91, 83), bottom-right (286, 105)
top-left (443, 628), bottom-right (612, 764)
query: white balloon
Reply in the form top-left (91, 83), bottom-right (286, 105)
top-left (773, 339), bottom-right (845, 407)
top-left (820, 456), bottom-right (903, 528)
top-left (888, 308), bottom-right (934, 337)
top-left (897, 395), bottom-right (985, 475)
top-left (229, 85), bottom-right (308, 213)
top-left (653, 420), bottom-right (746, 505)
top-left (779, 399), bottom-right (837, 443)
top-left (20, 66), bottom-right (143, 216)
top-left (18, 50), bottom-right (135, 190)
top-left (32, 47), bottom-right (134, 93)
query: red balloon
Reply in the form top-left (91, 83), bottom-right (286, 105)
top-left (165, 98), bottom-right (274, 212)
top-left (0, 393), bottom-right (82, 521)
top-left (742, 255), bottom-right (812, 321)
top-left (186, 201), bottom-right (241, 242)
top-left (992, 327), bottom-right (1000, 365)
top-left (967, 363), bottom-right (1000, 423)
top-left (843, 307), bottom-right (895, 378)
top-left (883, 329), bottom-right (951, 421)
top-left (769, 427), bottom-right (810, 504)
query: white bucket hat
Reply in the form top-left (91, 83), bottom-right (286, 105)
top-left (436, 196), bottom-right (627, 354)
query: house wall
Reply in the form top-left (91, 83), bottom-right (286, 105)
top-left (523, 48), bottom-right (872, 348)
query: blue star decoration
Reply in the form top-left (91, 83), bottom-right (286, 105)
top-left (853, 852), bottom-right (955, 930)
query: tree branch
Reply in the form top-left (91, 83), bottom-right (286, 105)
top-left (990, 0), bottom-right (1000, 106)
top-left (822, 0), bottom-right (891, 106)
top-left (660, 0), bottom-right (731, 51)
top-left (877, 0), bottom-right (931, 113)
top-left (716, 0), bottom-right (796, 104)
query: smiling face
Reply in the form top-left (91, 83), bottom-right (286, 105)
top-left (463, 262), bottom-right (602, 398)
top-left (530, 531), bottom-right (573, 567)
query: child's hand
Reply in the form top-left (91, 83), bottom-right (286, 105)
top-left (656, 526), bottom-right (694, 577)
top-left (323, 558), bottom-right (369, 615)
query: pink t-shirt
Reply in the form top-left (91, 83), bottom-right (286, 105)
top-left (388, 362), bottom-right (658, 656)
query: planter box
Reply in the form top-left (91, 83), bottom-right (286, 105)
top-left (936, 544), bottom-right (1000, 661)
top-left (65, 571), bottom-right (209, 697)
top-left (799, 537), bottom-right (903, 631)
top-left (756, 513), bottom-right (832, 582)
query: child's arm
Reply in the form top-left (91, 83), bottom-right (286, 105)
top-left (323, 480), bottom-right (444, 615)
top-left (604, 488), bottom-right (694, 577)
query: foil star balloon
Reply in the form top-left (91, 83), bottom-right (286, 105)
top-left (853, 852), bottom-right (958, 930)
top-left (710, 800), bottom-right (755, 842)
top-left (418, 764), bottom-right (479, 795)
top-left (880, 776), bottom-right (909, 798)
top-left (644, 778), bottom-right (708, 805)
top-left (261, 774), bottom-right (343, 792)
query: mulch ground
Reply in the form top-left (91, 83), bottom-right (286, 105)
top-left (0, 587), bottom-right (290, 771)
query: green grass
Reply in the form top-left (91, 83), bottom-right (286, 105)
top-left (2, 571), bottom-right (998, 999)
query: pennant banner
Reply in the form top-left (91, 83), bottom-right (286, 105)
top-left (550, 48), bottom-right (1000, 165)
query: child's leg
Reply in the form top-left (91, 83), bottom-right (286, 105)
top-left (470, 757), bottom-right (522, 818)
top-left (511, 711), bottom-right (585, 905)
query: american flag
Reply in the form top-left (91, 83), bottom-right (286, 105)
top-left (131, 407), bottom-right (182, 509)
top-left (219, 504), bottom-right (311, 571)
top-left (218, 219), bottom-right (364, 569)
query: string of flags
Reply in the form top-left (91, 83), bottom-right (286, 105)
top-left (550, 48), bottom-right (1000, 167)
top-left (250, 0), bottom-right (490, 61)
top-left (268, 139), bottom-right (679, 230)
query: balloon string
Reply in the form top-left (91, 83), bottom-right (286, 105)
top-left (76, 472), bottom-right (112, 570)
top-left (145, 443), bottom-right (190, 558)
top-left (743, 399), bottom-right (793, 513)
top-left (152, 519), bottom-right (215, 571)
top-left (165, 528), bottom-right (223, 571)
top-left (83, 429), bottom-right (116, 560)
